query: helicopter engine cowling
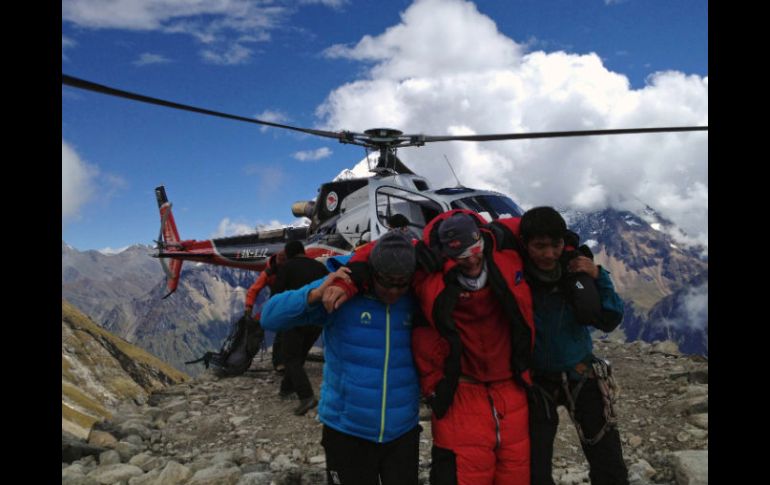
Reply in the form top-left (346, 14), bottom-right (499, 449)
top-left (291, 200), bottom-right (316, 218)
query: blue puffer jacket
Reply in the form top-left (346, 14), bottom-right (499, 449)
top-left (260, 256), bottom-right (420, 443)
top-left (530, 267), bottom-right (624, 375)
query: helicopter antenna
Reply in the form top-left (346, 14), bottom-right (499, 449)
top-left (444, 155), bottom-right (464, 188)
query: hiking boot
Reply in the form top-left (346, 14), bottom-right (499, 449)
top-left (293, 397), bottom-right (318, 416)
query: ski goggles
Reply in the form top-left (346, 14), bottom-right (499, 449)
top-left (453, 239), bottom-right (484, 260)
top-left (373, 272), bottom-right (412, 289)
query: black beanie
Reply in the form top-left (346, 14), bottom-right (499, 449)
top-left (369, 231), bottom-right (416, 276)
top-left (284, 240), bottom-right (305, 259)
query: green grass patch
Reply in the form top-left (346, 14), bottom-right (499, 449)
top-left (62, 382), bottom-right (111, 420)
top-left (62, 300), bottom-right (189, 384)
top-left (62, 402), bottom-right (100, 430)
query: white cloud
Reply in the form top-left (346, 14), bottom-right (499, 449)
top-left (201, 42), bottom-right (253, 65)
top-left (256, 220), bottom-right (289, 230)
top-left (62, 36), bottom-right (77, 61)
top-left (323, 0), bottom-right (523, 79)
top-left (62, 0), bottom-right (281, 31)
top-left (681, 282), bottom-right (708, 330)
top-left (254, 109), bottom-right (290, 133)
top-left (317, 0), bottom-right (708, 248)
top-left (212, 218), bottom-right (255, 237)
top-left (133, 52), bottom-right (172, 66)
top-left (293, 147), bottom-right (332, 161)
top-left (300, 0), bottom-right (349, 8)
top-left (62, 140), bottom-right (97, 224)
top-left (212, 217), bottom-right (306, 237)
top-left (62, 0), bottom-right (290, 65)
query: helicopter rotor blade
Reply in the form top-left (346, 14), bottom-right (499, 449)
top-left (420, 126), bottom-right (707, 143)
top-left (62, 74), bottom-right (350, 142)
top-left (63, 74), bottom-right (707, 146)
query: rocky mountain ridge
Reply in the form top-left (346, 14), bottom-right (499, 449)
top-left (62, 301), bottom-right (189, 440)
top-left (63, 242), bottom-right (263, 375)
top-left (62, 338), bottom-right (707, 485)
top-left (567, 209), bottom-right (708, 356)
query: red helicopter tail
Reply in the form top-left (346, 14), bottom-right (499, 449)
top-left (155, 185), bottom-right (184, 298)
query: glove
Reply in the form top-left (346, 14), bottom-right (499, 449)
top-left (415, 240), bottom-right (443, 273)
top-left (427, 378), bottom-right (455, 419)
top-left (577, 244), bottom-right (594, 260)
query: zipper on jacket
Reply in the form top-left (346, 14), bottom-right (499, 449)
top-left (379, 304), bottom-right (392, 442)
top-left (542, 290), bottom-right (565, 372)
top-left (548, 299), bottom-right (566, 371)
top-left (487, 390), bottom-right (501, 450)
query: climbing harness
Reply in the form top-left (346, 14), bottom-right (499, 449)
top-left (533, 357), bottom-right (619, 446)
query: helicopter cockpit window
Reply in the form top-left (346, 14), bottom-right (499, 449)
top-left (375, 187), bottom-right (443, 234)
top-left (450, 195), bottom-right (524, 221)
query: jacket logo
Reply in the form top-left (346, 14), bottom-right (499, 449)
top-left (575, 281), bottom-right (584, 290)
top-left (360, 312), bottom-right (372, 325)
top-left (515, 271), bottom-right (522, 285)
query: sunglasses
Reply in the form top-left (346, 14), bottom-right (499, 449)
top-left (373, 273), bottom-right (412, 289)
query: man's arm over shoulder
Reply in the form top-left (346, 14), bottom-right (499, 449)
top-left (245, 271), bottom-right (269, 309)
top-left (486, 217), bottom-right (523, 251)
top-left (261, 277), bottom-right (327, 331)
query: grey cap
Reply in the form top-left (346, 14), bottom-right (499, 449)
top-left (369, 230), bottom-right (416, 276)
top-left (438, 213), bottom-right (481, 258)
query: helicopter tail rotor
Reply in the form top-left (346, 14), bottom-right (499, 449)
top-left (155, 186), bottom-right (184, 298)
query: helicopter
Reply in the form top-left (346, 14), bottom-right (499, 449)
top-left (62, 75), bottom-right (707, 297)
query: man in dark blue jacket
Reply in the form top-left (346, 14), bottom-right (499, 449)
top-left (519, 207), bottom-right (628, 485)
top-left (261, 231), bottom-right (421, 485)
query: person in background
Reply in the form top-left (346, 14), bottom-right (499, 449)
top-left (270, 240), bottom-right (329, 416)
top-left (244, 250), bottom-right (287, 372)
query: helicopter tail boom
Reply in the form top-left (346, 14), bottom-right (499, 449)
top-left (155, 186), bottom-right (184, 297)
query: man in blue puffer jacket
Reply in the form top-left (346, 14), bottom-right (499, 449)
top-left (261, 230), bottom-right (421, 485)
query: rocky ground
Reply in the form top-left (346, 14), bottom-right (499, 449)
top-left (62, 339), bottom-right (708, 485)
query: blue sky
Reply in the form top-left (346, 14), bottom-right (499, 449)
top-left (62, 0), bottom-right (708, 253)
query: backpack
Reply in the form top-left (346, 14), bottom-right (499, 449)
top-left (186, 315), bottom-right (265, 377)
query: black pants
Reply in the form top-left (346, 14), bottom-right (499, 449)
top-left (321, 424), bottom-right (421, 485)
top-left (271, 331), bottom-right (285, 370)
top-left (529, 376), bottom-right (628, 485)
top-left (279, 325), bottom-right (323, 400)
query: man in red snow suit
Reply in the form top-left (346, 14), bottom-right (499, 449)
top-left (324, 210), bottom-right (535, 485)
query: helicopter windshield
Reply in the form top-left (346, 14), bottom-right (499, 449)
top-left (450, 195), bottom-right (524, 221)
